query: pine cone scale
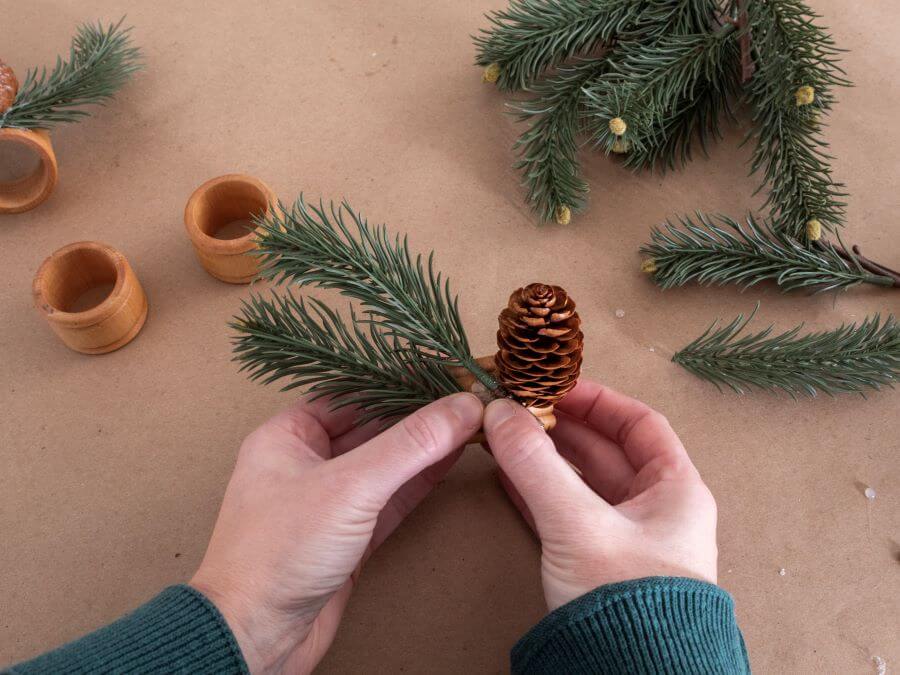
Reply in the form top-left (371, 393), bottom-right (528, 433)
top-left (0, 59), bottom-right (19, 114)
top-left (495, 283), bottom-right (583, 408)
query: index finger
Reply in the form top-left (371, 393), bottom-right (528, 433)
top-left (556, 380), bottom-right (689, 470)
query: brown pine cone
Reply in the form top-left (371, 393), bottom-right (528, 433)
top-left (0, 59), bottom-right (18, 114)
top-left (495, 283), bottom-right (583, 408)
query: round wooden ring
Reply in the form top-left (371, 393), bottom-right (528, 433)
top-left (184, 174), bottom-right (277, 284)
top-left (0, 128), bottom-right (59, 214)
top-left (32, 241), bottom-right (149, 354)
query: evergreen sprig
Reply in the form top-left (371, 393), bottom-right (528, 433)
top-left (641, 213), bottom-right (896, 292)
top-left (511, 58), bottom-right (607, 222)
top-left (674, 307), bottom-right (900, 396)
top-left (473, 0), bottom-right (644, 92)
top-left (0, 18), bottom-right (142, 129)
top-left (232, 293), bottom-right (461, 426)
top-left (253, 196), bottom-right (502, 395)
top-left (586, 24), bottom-right (741, 170)
top-left (745, 0), bottom-right (850, 238)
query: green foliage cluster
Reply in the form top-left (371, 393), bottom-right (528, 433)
top-left (641, 213), bottom-right (896, 292)
top-left (475, 0), bottom-right (851, 238)
top-left (674, 307), bottom-right (900, 396)
top-left (477, 0), bottom-right (898, 397)
top-left (1, 19), bottom-right (141, 130)
top-left (232, 197), bottom-right (500, 425)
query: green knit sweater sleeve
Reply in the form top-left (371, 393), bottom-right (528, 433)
top-left (5, 585), bottom-right (248, 675)
top-left (511, 577), bottom-right (750, 674)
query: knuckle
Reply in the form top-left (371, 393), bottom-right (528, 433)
top-left (649, 410), bottom-right (673, 433)
top-left (495, 426), bottom-right (552, 470)
top-left (399, 411), bottom-right (442, 454)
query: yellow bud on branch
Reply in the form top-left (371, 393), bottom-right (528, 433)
top-left (482, 63), bottom-right (501, 84)
top-left (806, 218), bottom-right (822, 241)
top-left (795, 85), bottom-right (815, 106)
top-left (609, 117), bottom-right (627, 136)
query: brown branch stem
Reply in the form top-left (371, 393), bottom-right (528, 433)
top-left (816, 240), bottom-right (900, 286)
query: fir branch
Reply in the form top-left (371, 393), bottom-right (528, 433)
top-left (232, 293), bottom-right (462, 426)
top-left (1, 18), bottom-right (142, 129)
top-left (254, 197), bottom-right (503, 395)
top-left (745, 0), bottom-right (850, 238)
top-left (511, 58), bottom-right (607, 223)
top-left (585, 24), bottom-right (741, 169)
top-left (641, 213), bottom-right (896, 292)
top-left (674, 306), bottom-right (900, 397)
top-left (473, 0), bottom-right (644, 92)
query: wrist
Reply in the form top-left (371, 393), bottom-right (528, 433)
top-left (189, 574), bottom-right (310, 675)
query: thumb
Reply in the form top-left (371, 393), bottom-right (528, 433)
top-left (484, 399), bottom-right (596, 530)
top-left (337, 392), bottom-right (483, 507)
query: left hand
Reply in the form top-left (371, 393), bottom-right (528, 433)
top-left (190, 392), bottom-right (483, 674)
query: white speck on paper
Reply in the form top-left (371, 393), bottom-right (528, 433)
top-left (873, 655), bottom-right (886, 675)
top-left (615, 309), bottom-right (625, 319)
top-left (865, 486), bottom-right (877, 500)
top-left (371, 52), bottom-right (378, 57)
top-left (649, 347), bottom-right (655, 352)
top-left (778, 568), bottom-right (786, 576)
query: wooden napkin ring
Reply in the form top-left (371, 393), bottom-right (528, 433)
top-left (449, 354), bottom-right (556, 445)
top-left (32, 241), bottom-right (148, 354)
top-left (184, 174), bottom-right (277, 284)
top-left (0, 128), bottom-right (58, 214)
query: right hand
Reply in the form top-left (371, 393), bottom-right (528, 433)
top-left (483, 380), bottom-right (718, 611)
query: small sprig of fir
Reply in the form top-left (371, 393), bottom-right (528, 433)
top-left (253, 196), bottom-right (503, 396)
top-left (594, 26), bottom-right (741, 171)
top-left (232, 293), bottom-right (462, 426)
top-left (641, 213), bottom-right (897, 292)
top-left (745, 0), bottom-right (850, 238)
top-left (1, 18), bottom-right (142, 130)
top-left (674, 306), bottom-right (900, 397)
top-left (510, 58), bottom-right (607, 223)
top-left (473, 0), bottom-right (644, 92)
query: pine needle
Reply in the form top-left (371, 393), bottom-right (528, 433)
top-left (232, 293), bottom-right (462, 426)
top-left (1, 18), bottom-right (142, 129)
top-left (674, 305), bottom-right (900, 397)
top-left (641, 213), bottom-right (896, 292)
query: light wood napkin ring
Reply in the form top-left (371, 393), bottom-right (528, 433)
top-left (32, 241), bottom-right (148, 354)
top-left (449, 354), bottom-right (556, 445)
top-left (0, 128), bottom-right (58, 214)
top-left (184, 174), bottom-right (277, 283)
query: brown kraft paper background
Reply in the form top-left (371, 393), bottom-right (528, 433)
top-left (1, 0), bottom-right (897, 672)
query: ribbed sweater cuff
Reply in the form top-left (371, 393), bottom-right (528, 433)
top-left (7, 585), bottom-right (248, 675)
top-left (511, 577), bottom-right (749, 675)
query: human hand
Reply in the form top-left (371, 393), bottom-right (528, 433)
top-left (190, 392), bottom-right (483, 674)
top-left (483, 380), bottom-right (717, 611)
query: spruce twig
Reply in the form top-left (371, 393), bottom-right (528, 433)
top-left (745, 0), bottom-right (850, 238)
top-left (510, 58), bottom-right (607, 223)
top-left (641, 213), bottom-right (897, 292)
top-left (473, 0), bottom-right (644, 92)
top-left (674, 306), bottom-right (900, 396)
top-left (253, 196), bottom-right (505, 397)
top-left (232, 293), bottom-right (462, 427)
top-left (0, 18), bottom-right (142, 130)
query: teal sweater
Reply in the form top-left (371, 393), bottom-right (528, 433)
top-left (6, 577), bottom-right (749, 674)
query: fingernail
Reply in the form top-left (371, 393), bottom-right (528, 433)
top-left (447, 392), bottom-right (483, 426)
top-left (484, 398), bottom-right (519, 428)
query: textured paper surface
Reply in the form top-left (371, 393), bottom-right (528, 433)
top-left (1, 1), bottom-right (897, 672)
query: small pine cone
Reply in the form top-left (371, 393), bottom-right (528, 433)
top-left (496, 283), bottom-right (583, 408)
top-left (0, 59), bottom-right (18, 113)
